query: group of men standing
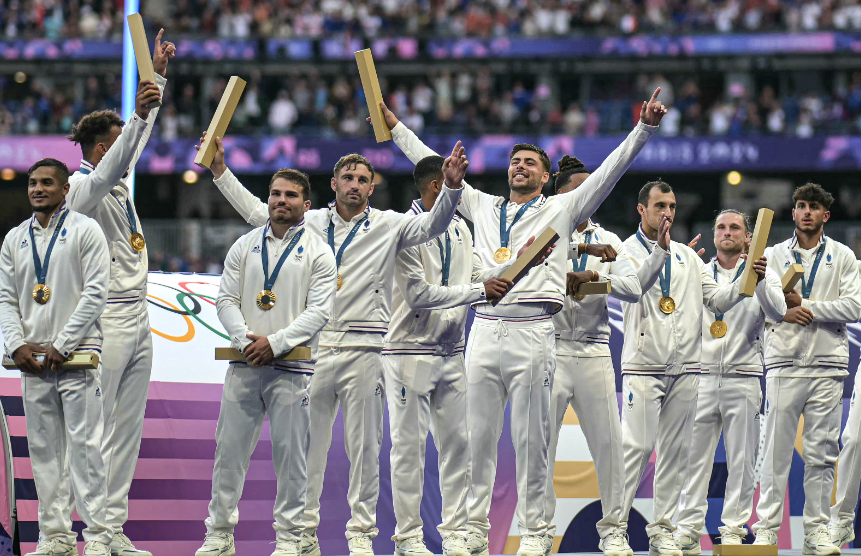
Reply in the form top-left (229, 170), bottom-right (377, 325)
top-left (2, 37), bottom-right (861, 556)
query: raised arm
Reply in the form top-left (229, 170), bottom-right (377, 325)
top-left (127, 30), bottom-right (175, 172)
top-left (0, 235), bottom-right (24, 356)
top-left (202, 135), bottom-right (270, 227)
top-left (267, 250), bottom-right (337, 357)
top-left (216, 237), bottom-right (253, 352)
top-left (53, 221), bottom-right (109, 357)
top-left (801, 251), bottom-right (861, 323)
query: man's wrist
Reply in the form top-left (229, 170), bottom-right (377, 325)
top-left (578, 243), bottom-right (586, 255)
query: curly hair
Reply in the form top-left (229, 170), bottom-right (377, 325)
top-left (553, 155), bottom-right (589, 191)
top-left (793, 182), bottom-right (834, 210)
top-left (333, 153), bottom-right (375, 181)
top-left (67, 110), bottom-right (125, 158)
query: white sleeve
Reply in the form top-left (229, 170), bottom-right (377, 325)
top-left (626, 240), bottom-right (669, 294)
top-left (53, 221), bottom-right (109, 356)
top-left (394, 184), bottom-right (463, 251)
top-left (0, 234), bottom-right (25, 356)
top-left (65, 115), bottom-right (149, 216)
top-left (471, 249), bottom-right (513, 283)
top-left (213, 167), bottom-right (270, 228)
top-left (755, 266), bottom-right (788, 322)
top-left (700, 255), bottom-right (745, 315)
top-left (555, 121), bottom-right (657, 227)
top-left (267, 250), bottom-right (337, 357)
top-left (599, 236), bottom-right (641, 302)
top-left (216, 237), bottom-right (253, 353)
top-left (396, 246), bottom-right (487, 310)
top-left (801, 250), bottom-right (861, 323)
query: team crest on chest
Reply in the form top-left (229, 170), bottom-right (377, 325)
top-left (362, 220), bottom-right (371, 233)
top-left (252, 245), bottom-right (261, 253)
top-left (295, 245), bottom-right (304, 261)
top-left (20, 239), bottom-right (28, 249)
top-left (59, 228), bottom-right (67, 243)
top-left (675, 253), bottom-right (684, 266)
top-left (826, 253), bottom-right (834, 268)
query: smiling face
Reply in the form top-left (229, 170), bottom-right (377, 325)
top-left (713, 212), bottom-right (750, 256)
top-left (28, 166), bottom-right (69, 214)
top-left (268, 178), bottom-right (310, 227)
top-left (331, 162), bottom-right (374, 211)
top-left (508, 150), bottom-right (549, 195)
top-left (793, 199), bottom-right (829, 236)
top-left (637, 186), bottom-right (676, 234)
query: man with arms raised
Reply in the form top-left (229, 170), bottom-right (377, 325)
top-left (194, 169), bottom-right (337, 556)
top-left (752, 184), bottom-right (861, 556)
top-left (384, 89), bottom-right (666, 555)
top-left (618, 181), bottom-right (772, 556)
top-left (200, 136), bottom-right (466, 554)
top-left (674, 210), bottom-right (785, 554)
top-left (0, 159), bottom-right (110, 555)
top-left (61, 31), bottom-right (174, 556)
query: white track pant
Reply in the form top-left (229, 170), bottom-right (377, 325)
top-left (206, 365), bottom-right (311, 541)
top-left (677, 374), bottom-right (762, 538)
top-left (831, 378), bottom-right (861, 529)
top-left (383, 353), bottom-right (469, 540)
top-left (541, 356), bottom-right (625, 539)
top-left (60, 311), bottom-right (154, 534)
top-left (24, 367), bottom-right (111, 544)
top-left (754, 375), bottom-right (843, 535)
top-left (465, 314), bottom-right (555, 537)
top-left (620, 373), bottom-right (699, 538)
top-left (302, 347), bottom-right (384, 539)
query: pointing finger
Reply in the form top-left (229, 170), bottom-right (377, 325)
top-left (650, 87), bottom-right (661, 103)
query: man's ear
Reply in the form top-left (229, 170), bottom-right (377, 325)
top-left (824, 210), bottom-right (831, 223)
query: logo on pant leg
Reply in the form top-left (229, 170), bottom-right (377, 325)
top-left (301, 395), bottom-right (309, 407)
top-left (95, 387), bottom-right (101, 397)
top-left (400, 386), bottom-right (407, 405)
top-left (754, 412), bottom-right (760, 420)
top-left (626, 391), bottom-right (634, 410)
top-left (375, 384), bottom-right (382, 396)
top-left (543, 375), bottom-right (550, 387)
top-left (765, 399), bottom-right (770, 415)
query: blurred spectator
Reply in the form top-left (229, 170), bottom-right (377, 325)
top-left (268, 90), bottom-right (298, 132)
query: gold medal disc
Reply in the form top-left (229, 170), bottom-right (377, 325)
top-left (32, 284), bottom-right (50, 305)
top-left (710, 320), bottom-right (728, 338)
top-left (494, 247), bottom-right (512, 263)
top-left (130, 232), bottom-right (146, 252)
top-left (659, 296), bottom-right (676, 314)
top-left (337, 273), bottom-right (343, 290)
top-left (256, 290), bottom-right (276, 310)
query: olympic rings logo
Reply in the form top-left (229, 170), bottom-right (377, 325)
top-left (146, 279), bottom-right (227, 342)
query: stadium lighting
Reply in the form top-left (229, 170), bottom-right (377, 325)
top-left (182, 170), bottom-right (199, 184)
top-left (13, 72), bottom-right (26, 84)
top-left (727, 171), bottom-right (742, 185)
top-left (122, 0), bottom-right (140, 199)
top-left (0, 169), bottom-right (14, 181)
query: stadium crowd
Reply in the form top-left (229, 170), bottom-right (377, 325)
top-left (3, 0), bottom-right (861, 39)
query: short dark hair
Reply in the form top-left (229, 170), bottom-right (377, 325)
top-left (638, 179), bottom-right (673, 207)
top-left (333, 153), bottom-right (375, 181)
top-left (28, 158), bottom-right (69, 185)
top-left (510, 143), bottom-right (551, 173)
top-left (712, 209), bottom-right (751, 234)
top-left (67, 109), bottom-right (125, 159)
top-left (413, 155), bottom-right (445, 193)
top-left (553, 155), bottom-right (589, 191)
top-left (270, 168), bottom-right (311, 200)
top-left (792, 182), bottom-right (834, 210)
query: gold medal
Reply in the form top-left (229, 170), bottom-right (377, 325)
top-left (659, 296), bottom-right (675, 314)
top-left (129, 232), bottom-right (146, 252)
top-left (256, 290), bottom-right (276, 310)
top-left (494, 247), bottom-right (512, 263)
top-left (32, 284), bottom-right (50, 305)
top-left (710, 320), bottom-right (727, 338)
top-left (337, 273), bottom-right (343, 290)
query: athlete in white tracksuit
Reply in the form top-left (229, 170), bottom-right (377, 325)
top-left (194, 169), bottom-right (338, 556)
top-left (675, 210), bottom-right (786, 554)
top-left (540, 216), bottom-right (640, 554)
top-left (206, 140), bottom-right (465, 552)
top-left (830, 355), bottom-right (861, 547)
top-left (618, 182), bottom-right (771, 556)
top-left (752, 185), bottom-right (861, 555)
top-left (0, 160), bottom-right (111, 555)
top-left (387, 91), bottom-right (666, 554)
top-left (59, 36), bottom-right (173, 556)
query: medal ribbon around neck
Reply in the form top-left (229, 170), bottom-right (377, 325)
top-left (499, 196), bottom-right (539, 252)
top-left (636, 227), bottom-right (672, 302)
top-left (259, 223), bottom-right (305, 308)
top-left (712, 260), bottom-right (746, 322)
top-left (419, 202), bottom-right (452, 286)
top-left (793, 238), bottom-right (827, 299)
top-left (573, 231), bottom-right (593, 272)
top-left (80, 163), bottom-right (144, 251)
top-left (29, 209), bottom-right (69, 304)
top-left (327, 211), bottom-right (369, 286)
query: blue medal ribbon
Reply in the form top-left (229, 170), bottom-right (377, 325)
top-left (499, 196), bottom-right (539, 249)
top-left (637, 227), bottom-right (671, 299)
top-left (573, 231), bottom-right (593, 272)
top-left (261, 223), bottom-right (305, 291)
top-left (793, 239), bottom-right (827, 299)
top-left (327, 212), bottom-right (369, 272)
top-left (80, 162), bottom-right (140, 238)
top-left (30, 210), bottom-right (69, 286)
top-left (712, 260), bottom-right (745, 322)
top-left (418, 201), bottom-right (452, 286)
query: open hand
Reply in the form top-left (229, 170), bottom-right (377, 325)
top-left (688, 234), bottom-right (705, 257)
top-left (657, 214), bottom-right (671, 251)
top-left (244, 334), bottom-right (274, 366)
top-left (640, 87), bottom-right (667, 126)
top-left (153, 29), bottom-right (176, 77)
top-left (442, 141), bottom-right (468, 189)
top-left (195, 131), bottom-right (226, 178)
top-left (12, 344), bottom-right (45, 374)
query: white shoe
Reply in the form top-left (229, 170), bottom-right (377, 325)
top-left (649, 531), bottom-right (682, 556)
top-left (673, 532), bottom-right (700, 556)
top-left (195, 532), bottom-right (236, 556)
top-left (26, 538), bottom-right (77, 556)
top-left (753, 530), bottom-right (778, 546)
top-left (466, 532), bottom-right (489, 556)
top-left (348, 535), bottom-right (375, 556)
top-left (719, 532), bottom-right (744, 545)
top-left (600, 530), bottom-right (634, 556)
top-left (84, 542), bottom-right (112, 556)
top-left (804, 527), bottom-right (841, 556)
top-left (541, 534), bottom-right (554, 556)
top-left (272, 539), bottom-right (301, 556)
top-left (517, 535), bottom-right (545, 556)
top-left (110, 533), bottom-right (152, 556)
top-left (300, 533), bottom-right (322, 556)
top-left (830, 524), bottom-right (855, 547)
top-left (395, 538), bottom-right (432, 556)
top-left (442, 534), bottom-right (470, 556)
